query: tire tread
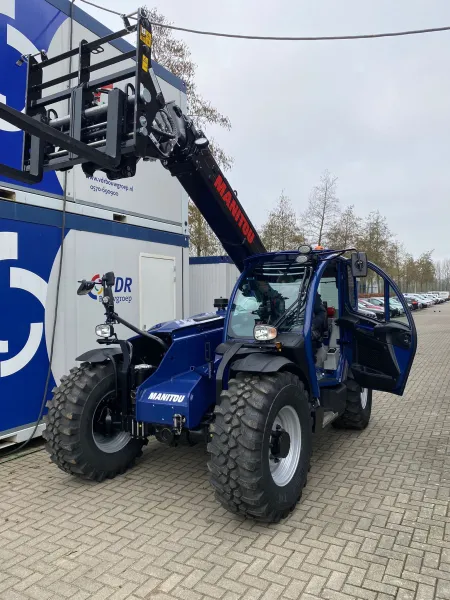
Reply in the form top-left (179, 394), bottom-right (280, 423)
top-left (207, 371), bottom-right (311, 522)
top-left (43, 362), bottom-right (144, 481)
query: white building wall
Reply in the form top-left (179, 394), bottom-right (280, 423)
top-left (0, 0), bottom-right (190, 442)
top-left (189, 258), bottom-right (240, 315)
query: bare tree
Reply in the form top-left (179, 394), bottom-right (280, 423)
top-left (442, 258), bottom-right (450, 289)
top-left (260, 193), bottom-right (305, 251)
top-left (358, 211), bottom-right (393, 269)
top-left (386, 242), bottom-right (405, 290)
top-left (416, 251), bottom-right (435, 292)
top-left (146, 7), bottom-right (232, 255)
top-left (327, 204), bottom-right (361, 250)
top-left (302, 170), bottom-right (340, 246)
top-left (188, 203), bottom-right (222, 256)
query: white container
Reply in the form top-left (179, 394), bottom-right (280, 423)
top-left (0, 0), bottom-right (189, 444)
top-left (189, 256), bottom-right (240, 315)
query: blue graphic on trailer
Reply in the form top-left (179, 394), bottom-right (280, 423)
top-left (0, 219), bottom-right (63, 432)
top-left (0, 0), bottom-right (66, 195)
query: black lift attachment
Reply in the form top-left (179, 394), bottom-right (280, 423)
top-left (0, 7), bottom-right (265, 270)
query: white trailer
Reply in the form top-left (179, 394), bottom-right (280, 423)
top-left (0, 0), bottom-right (188, 446)
top-left (189, 256), bottom-right (240, 315)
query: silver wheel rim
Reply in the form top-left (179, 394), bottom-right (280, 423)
top-left (360, 388), bottom-right (368, 410)
top-left (93, 429), bottom-right (131, 453)
top-left (92, 393), bottom-right (131, 453)
top-left (269, 405), bottom-right (302, 487)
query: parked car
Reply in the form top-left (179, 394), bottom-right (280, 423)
top-left (398, 293), bottom-right (419, 311)
top-left (408, 298), bottom-right (419, 311)
top-left (404, 293), bottom-right (431, 308)
top-left (416, 294), bottom-right (436, 306)
top-left (389, 298), bottom-right (405, 314)
top-left (429, 291), bottom-right (450, 301)
top-left (357, 302), bottom-right (377, 319)
top-left (426, 293), bottom-right (443, 304)
top-left (421, 293), bottom-right (439, 304)
top-left (358, 299), bottom-right (385, 320)
top-left (368, 297), bottom-right (401, 318)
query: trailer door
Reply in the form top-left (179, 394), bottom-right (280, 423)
top-left (139, 254), bottom-right (176, 330)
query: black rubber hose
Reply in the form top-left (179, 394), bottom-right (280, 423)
top-left (114, 313), bottom-right (168, 352)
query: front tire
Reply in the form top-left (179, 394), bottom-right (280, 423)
top-left (207, 372), bottom-right (312, 522)
top-left (43, 362), bottom-right (145, 481)
top-left (333, 379), bottom-right (372, 430)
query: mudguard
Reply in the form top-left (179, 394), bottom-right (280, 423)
top-left (76, 347), bottom-right (123, 363)
top-left (231, 353), bottom-right (298, 374)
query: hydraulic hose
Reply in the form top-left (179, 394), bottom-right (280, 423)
top-left (114, 313), bottom-right (168, 352)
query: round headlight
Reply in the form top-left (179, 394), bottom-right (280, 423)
top-left (298, 244), bottom-right (312, 254)
top-left (254, 325), bottom-right (277, 341)
top-left (95, 324), bottom-right (113, 338)
top-left (295, 255), bottom-right (308, 264)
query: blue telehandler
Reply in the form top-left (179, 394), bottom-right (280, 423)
top-left (0, 9), bottom-right (417, 522)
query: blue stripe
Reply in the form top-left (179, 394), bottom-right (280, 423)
top-left (0, 200), bottom-right (189, 247)
top-left (189, 256), bottom-right (234, 265)
top-left (45, 0), bottom-right (186, 92)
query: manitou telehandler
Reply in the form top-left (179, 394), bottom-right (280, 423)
top-left (0, 9), bottom-right (417, 522)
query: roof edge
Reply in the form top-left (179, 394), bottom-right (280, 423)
top-left (45, 0), bottom-right (186, 92)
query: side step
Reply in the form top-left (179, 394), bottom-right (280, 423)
top-left (0, 423), bottom-right (45, 450)
top-left (322, 411), bottom-right (339, 428)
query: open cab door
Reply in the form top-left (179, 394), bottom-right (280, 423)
top-left (339, 259), bottom-right (417, 395)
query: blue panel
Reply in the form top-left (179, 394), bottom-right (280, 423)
top-left (0, 0), bottom-right (66, 194)
top-left (189, 256), bottom-right (233, 265)
top-left (45, 0), bottom-right (186, 92)
top-left (0, 218), bottom-right (63, 432)
top-left (136, 369), bottom-right (217, 429)
top-left (136, 324), bottom-right (223, 428)
top-left (0, 199), bottom-right (189, 247)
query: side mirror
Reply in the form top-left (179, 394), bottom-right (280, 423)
top-left (77, 279), bottom-right (96, 296)
top-left (214, 297), bottom-right (228, 310)
top-left (351, 252), bottom-right (368, 278)
top-left (103, 271), bottom-right (115, 287)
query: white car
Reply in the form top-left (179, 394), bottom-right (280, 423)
top-left (430, 291), bottom-right (450, 301)
top-left (358, 302), bottom-right (377, 319)
top-left (404, 294), bottom-right (433, 308)
top-left (426, 293), bottom-right (444, 304)
top-left (422, 293), bottom-right (440, 304)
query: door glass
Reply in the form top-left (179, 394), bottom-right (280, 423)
top-left (319, 276), bottom-right (339, 312)
top-left (357, 266), bottom-right (386, 321)
top-left (388, 289), bottom-right (409, 325)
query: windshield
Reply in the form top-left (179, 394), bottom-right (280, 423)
top-left (227, 259), bottom-right (311, 339)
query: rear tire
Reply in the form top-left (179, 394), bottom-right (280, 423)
top-left (43, 362), bottom-right (145, 481)
top-left (207, 371), bottom-right (312, 522)
top-left (333, 379), bottom-right (372, 430)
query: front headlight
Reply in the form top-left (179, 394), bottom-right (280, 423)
top-left (95, 324), bottom-right (113, 338)
top-left (254, 324), bottom-right (277, 341)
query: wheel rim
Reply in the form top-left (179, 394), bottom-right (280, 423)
top-left (269, 405), bottom-right (302, 487)
top-left (360, 388), bottom-right (369, 410)
top-left (92, 392), bottom-right (131, 453)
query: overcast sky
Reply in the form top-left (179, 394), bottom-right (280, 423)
top-left (80, 0), bottom-right (450, 260)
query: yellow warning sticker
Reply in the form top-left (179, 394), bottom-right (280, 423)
top-left (140, 26), bottom-right (152, 47)
top-left (142, 55), bottom-right (149, 72)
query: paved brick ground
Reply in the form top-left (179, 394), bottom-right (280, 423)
top-left (1, 305), bottom-right (450, 600)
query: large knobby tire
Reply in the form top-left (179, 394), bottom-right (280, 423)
top-left (207, 371), bottom-right (312, 523)
top-left (43, 362), bottom-right (145, 481)
top-left (332, 379), bottom-right (372, 430)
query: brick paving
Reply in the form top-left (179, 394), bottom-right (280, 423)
top-left (1, 305), bottom-right (450, 600)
